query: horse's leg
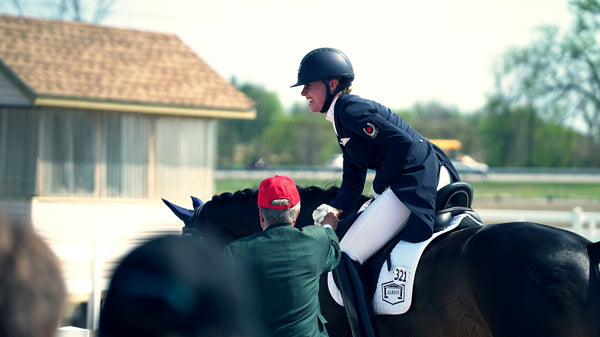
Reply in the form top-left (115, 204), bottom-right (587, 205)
top-left (465, 222), bottom-right (600, 337)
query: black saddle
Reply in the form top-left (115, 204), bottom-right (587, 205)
top-left (433, 182), bottom-right (481, 232)
top-left (436, 181), bottom-right (473, 210)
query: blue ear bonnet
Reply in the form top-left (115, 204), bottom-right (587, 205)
top-left (162, 196), bottom-right (208, 237)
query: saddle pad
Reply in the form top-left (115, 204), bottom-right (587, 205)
top-left (327, 212), bottom-right (472, 315)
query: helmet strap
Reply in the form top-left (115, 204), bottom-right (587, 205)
top-left (320, 79), bottom-right (343, 113)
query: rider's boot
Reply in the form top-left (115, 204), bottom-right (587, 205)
top-left (333, 252), bottom-right (377, 337)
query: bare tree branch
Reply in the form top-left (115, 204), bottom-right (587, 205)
top-left (6, 0), bottom-right (117, 23)
top-left (11, 0), bottom-right (24, 15)
top-left (92, 0), bottom-right (117, 23)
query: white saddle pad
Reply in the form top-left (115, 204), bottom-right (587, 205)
top-left (328, 213), bottom-right (477, 315)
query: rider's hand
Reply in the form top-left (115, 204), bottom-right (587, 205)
top-left (312, 204), bottom-right (340, 226)
top-left (321, 212), bottom-right (340, 231)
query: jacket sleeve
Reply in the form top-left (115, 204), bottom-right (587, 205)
top-left (339, 100), bottom-right (413, 195)
top-left (329, 156), bottom-right (367, 214)
top-left (322, 226), bottom-right (341, 272)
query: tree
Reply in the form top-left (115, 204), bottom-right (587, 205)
top-left (217, 82), bottom-right (343, 168)
top-left (483, 0), bottom-right (600, 167)
top-left (478, 93), bottom-right (593, 167)
top-left (217, 82), bottom-right (287, 167)
top-left (260, 112), bottom-right (338, 167)
top-left (565, 0), bottom-right (600, 143)
top-left (401, 101), bottom-right (484, 161)
top-left (1, 0), bottom-right (116, 23)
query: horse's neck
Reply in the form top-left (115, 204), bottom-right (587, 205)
top-left (202, 186), bottom-right (364, 242)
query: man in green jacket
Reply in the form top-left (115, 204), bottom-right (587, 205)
top-left (224, 175), bottom-right (342, 337)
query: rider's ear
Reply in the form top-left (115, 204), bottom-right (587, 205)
top-left (328, 79), bottom-right (339, 92)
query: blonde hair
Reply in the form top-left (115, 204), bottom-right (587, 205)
top-left (334, 77), bottom-right (352, 94)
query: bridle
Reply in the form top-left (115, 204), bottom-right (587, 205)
top-left (181, 200), bottom-right (211, 239)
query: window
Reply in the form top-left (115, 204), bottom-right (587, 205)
top-left (0, 108), bottom-right (38, 196)
top-left (39, 110), bottom-right (96, 196)
top-left (105, 114), bottom-right (150, 198)
top-left (36, 109), bottom-right (213, 198)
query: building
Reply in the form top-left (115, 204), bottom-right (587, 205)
top-left (0, 14), bottom-right (255, 328)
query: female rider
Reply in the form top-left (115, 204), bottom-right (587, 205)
top-left (291, 47), bottom-right (460, 337)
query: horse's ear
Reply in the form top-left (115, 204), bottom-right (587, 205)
top-left (161, 198), bottom-right (195, 227)
top-left (191, 196), bottom-right (204, 209)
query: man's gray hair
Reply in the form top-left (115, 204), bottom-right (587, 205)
top-left (260, 199), bottom-right (301, 225)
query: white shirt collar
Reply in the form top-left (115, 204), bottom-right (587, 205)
top-left (325, 95), bottom-right (338, 123)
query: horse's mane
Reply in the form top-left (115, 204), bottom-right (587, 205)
top-left (298, 185), bottom-right (341, 199)
top-left (210, 188), bottom-right (257, 205)
top-left (209, 185), bottom-right (342, 205)
top-left (194, 185), bottom-right (367, 241)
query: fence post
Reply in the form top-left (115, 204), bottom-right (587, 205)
top-left (86, 240), bottom-right (103, 332)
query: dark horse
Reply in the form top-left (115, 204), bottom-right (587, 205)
top-left (164, 185), bottom-right (600, 337)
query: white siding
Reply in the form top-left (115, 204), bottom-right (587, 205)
top-left (28, 198), bottom-right (182, 300)
top-left (0, 70), bottom-right (30, 105)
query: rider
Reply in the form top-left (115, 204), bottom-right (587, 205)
top-left (291, 47), bottom-right (461, 337)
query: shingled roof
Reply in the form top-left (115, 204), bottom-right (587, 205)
top-left (0, 14), bottom-right (255, 118)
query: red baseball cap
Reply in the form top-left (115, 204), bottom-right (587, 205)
top-left (257, 175), bottom-right (300, 209)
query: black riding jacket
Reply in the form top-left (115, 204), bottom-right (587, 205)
top-left (329, 94), bottom-right (460, 242)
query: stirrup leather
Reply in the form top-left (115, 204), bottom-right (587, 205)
top-left (333, 253), bottom-right (377, 337)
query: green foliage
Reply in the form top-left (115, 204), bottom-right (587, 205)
top-left (238, 83), bottom-right (286, 123)
top-left (220, 1), bottom-right (600, 169)
top-left (486, 0), bottom-right (600, 166)
top-left (218, 82), bottom-right (340, 168)
top-left (260, 113), bottom-right (339, 166)
top-left (477, 96), bottom-right (594, 167)
top-left (571, 0), bottom-right (600, 32)
top-left (217, 83), bottom-right (286, 167)
top-left (407, 102), bottom-right (462, 138)
top-left (402, 102), bottom-right (484, 161)
top-left (220, 75), bottom-right (597, 169)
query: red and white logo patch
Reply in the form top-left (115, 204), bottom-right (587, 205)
top-left (363, 122), bottom-right (379, 138)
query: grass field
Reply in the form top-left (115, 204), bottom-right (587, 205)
top-left (215, 178), bottom-right (600, 200)
top-left (469, 181), bottom-right (600, 199)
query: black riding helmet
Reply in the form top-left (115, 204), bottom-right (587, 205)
top-left (291, 48), bottom-right (354, 112)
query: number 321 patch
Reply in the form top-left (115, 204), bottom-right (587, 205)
top-left (381, 266), bottom-right (409, 305)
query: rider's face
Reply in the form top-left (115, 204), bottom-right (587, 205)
top-left (301, 80), bottom-right (328, 113)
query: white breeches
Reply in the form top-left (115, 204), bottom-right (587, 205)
top-left (437, 165), bottom-right (452, 191)
top-left (340, 166), bottom-right (452, 264)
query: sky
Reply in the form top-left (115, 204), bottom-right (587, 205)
top-left (100, 0), bottom-right (574, 112)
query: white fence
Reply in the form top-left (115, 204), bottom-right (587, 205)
top-left (477, 207), bottom-right (600, 241)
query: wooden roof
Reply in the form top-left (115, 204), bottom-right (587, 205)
top-left (0, 14), bottom-right (255, 118)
